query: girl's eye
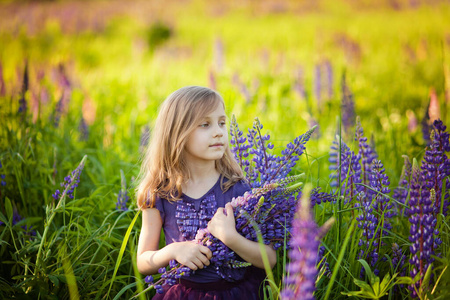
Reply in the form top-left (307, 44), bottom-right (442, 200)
top-left (200, 123), bottom-right (209, 128)
top-left (219, 121), bottom-right (226, 127)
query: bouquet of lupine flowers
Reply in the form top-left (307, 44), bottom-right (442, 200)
top-left (137, 118), bottom-right (336, 296)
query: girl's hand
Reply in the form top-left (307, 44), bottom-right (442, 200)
top-left (207, 203), bottom-right (238, 245)
top-left (170, 241), bottom-right (212, 271)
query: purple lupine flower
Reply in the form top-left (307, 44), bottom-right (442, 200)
top-left (57, 63), bottom-right (71, 89)
top-left (355, 190), bottom-right (380, 277)
top-left (0, 162), bottom-right (6, 187)
top-left (392, 155), bottom-right (412, 217)
top-left (422, 120), bottom-right (450, 215)
top-left (18, 62), bottom-right (29, 114)
top-left (357, 159), bottom-right (393, 277)
top-left (236, 117), bottom-right (316, 188)
top-left (408, 159), bottom-right (435, 298)
top-left (307, 116), bottom-right (320, 139)
top-left (391, 243), bottom-right (407, 294)
top-left (232, 73), bottom-right (251, 104)
top-left (391, 242), bottom-right (406, 277)
top-left (281, 186), bottom-right (334, 300)
top-left (328, 137), bottom-right (361, 206)
top-left (310, 187), bottom-right (336, 206)
top-left (293, 67), bottom-right (307, 101)
top-left (229, 115), bottom-right (252, 173)
top-left (116, 170), bottom-right (129, 211)
top-left (341, 73), bottom-right (355, 136)
top-left (0, 206), bottom-right (37, 236)
top-left (370, 160), bottom-right (393, 239)
top-left (53, 95), bottom-right (64, 127)
top-left (317, 245), bottom-right (331, 277)
top-left (421, 107), bottom-right (432, 146)
top-left (324, 59), bottom-right (333, 99)
top-left (79, 116), bottom-right (89, 141)
top-left (52, 156), bottom-right (86, 202)
top-left (355, 117), bottom-right (377, 196)
top-left (143, 260), bottom-right (190, 294)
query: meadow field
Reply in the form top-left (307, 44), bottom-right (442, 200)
top-left (0, 0), bottom-right (450, 299)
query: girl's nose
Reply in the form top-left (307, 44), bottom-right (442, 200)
top-left (213, 125), bottom-right (223, 137)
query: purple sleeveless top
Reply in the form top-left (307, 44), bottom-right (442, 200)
top-left (154, 177), bottom-right (250, 283)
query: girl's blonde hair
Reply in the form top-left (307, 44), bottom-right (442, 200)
top-left (136, 86), bottom-right (244, 209)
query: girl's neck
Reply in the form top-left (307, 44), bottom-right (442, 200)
top-left (183, 161), bottom-right (221, 199)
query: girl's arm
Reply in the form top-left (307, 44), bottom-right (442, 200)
top-left (137, 208), bottom-right (213, 275)
top-left (207, 203), bottom-right (277, 269)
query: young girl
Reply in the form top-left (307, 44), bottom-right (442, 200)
top-left (136, 86), bottom-right (277, 299)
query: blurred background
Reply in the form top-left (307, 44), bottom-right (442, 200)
top-left (0, 0), bottom-right (450, 298)
top-left (1, 0), bottom-right (449, 173)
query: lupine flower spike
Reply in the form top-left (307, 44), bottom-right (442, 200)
top-left (392, 155), bottom-right (412, 217)
top-left (116, 169), bottom-right (129, 211)
top-left (281, 185), bottom-right (335, 300)
top-left (230, 117), bottom-right (317, 188)
top-left (52, 155), bottom-right (87, 205)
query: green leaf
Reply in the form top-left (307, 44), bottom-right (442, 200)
top-left (48, 275), bottom-right (59, 287)
top-left (395, 276), bottom-right (415, 285)
top-left (353, 279), bottom-right (374, 292)
top-left (5, 197), bottom-right (13, 224)
top-left (357, 259), bottom-right (376, 284)
top-left (106, 209), bottom-right (141, 298)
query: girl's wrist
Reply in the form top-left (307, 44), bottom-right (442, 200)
top-left (221, 229), bottom-right (240, 247)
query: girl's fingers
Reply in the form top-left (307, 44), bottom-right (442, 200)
top-left (198, 253), bottom-right (210, 266)
top-left (186, 261), bottom-right (198, 270)
top-left (225, 203), bottom-right (234, 218)
top-left (199, 245), bottom-right (212, 259)
top-left (192, 257), bottom-right (204, 269)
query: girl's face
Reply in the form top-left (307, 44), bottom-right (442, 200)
top-left (184, 103), bottom-right (228, 165)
